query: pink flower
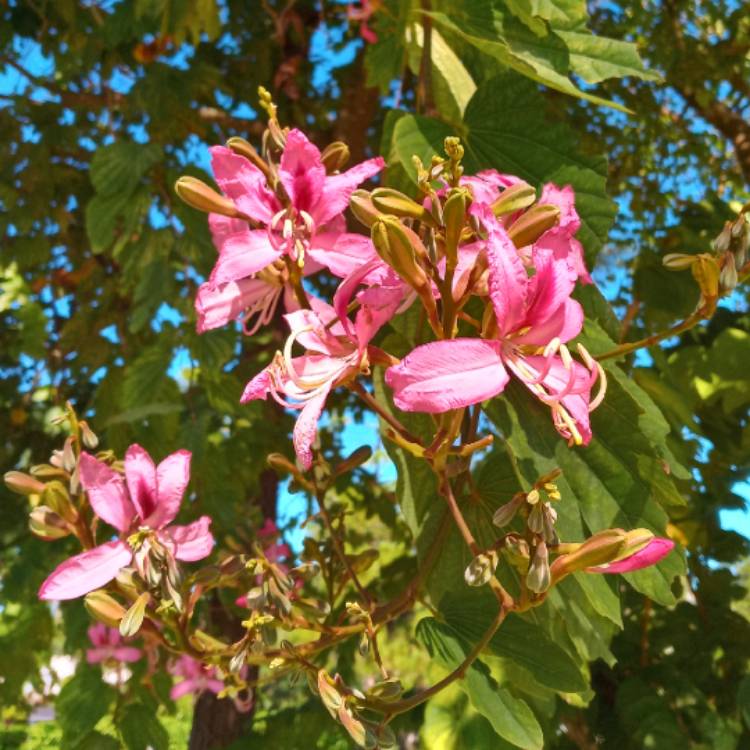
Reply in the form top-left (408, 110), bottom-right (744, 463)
top-left (169, 655), bottom-right (224, 700)
top-left (205, 131), bottom-right (384, 283)
top-left (347, 0), bottom-right (378, 44)
top-left (86, 623), bottom-right (142, 665)
top-left (38, 446), bottom-right (214, 601)
top-left (588, 538), bottom-right (675, 574)
top-left (385, 208), bottom-right (604, 445)
top-left (241, 272), bottom-right (401, 469)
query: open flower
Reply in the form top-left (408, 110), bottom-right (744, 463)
top-left (386, 207), bottom-right (604, 444)
top-left (206, 130), bottom-right (384, 284)
top-left (169, 655), bottom-right (225, 700)
top-left (86, 623), bottom-right (142, 665)
top-left (38, 446), bottom-right (214, 601)
top-left (241, 271), bottom-right (402, 469)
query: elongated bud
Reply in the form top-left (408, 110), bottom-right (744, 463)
top-left (175, 176), bottom-right (241, 217)
top-left (550, 528), bottom-right (627, 581)
top-left (29, 506), bottom-right (71, 540)
top-left (526, 541), bottom-right (551, 593)
top-left (334, 446), bottom-right (372, 476)
top-left (464, 551), bottom-right (498, 587)
top-left (42, 480), bottom-right (79, 524)
top-left (691, 253), bottom-right (720, 302)
top-left (663, 253), bottom-right (697, 270)
top-left (226, 136), bottom-right (272, 180)
top-left (507, 204), bottom-right (560, 248)
top-left (713, 221), bottom-right (733, 253)
top-left (443, 188), bottom-right (470, 268)
top-left (79, 420), bottom-right (99, 450)
top-left (30, 464), bottom-right (68, 481)
top-left (504, 535), bottom-right (530, 569)
top-left (84, 590), bottom-right (127, 628)
top-left (366, 679), bottom-right (404, 701)
top-left (321, 141), bottom-right (350, 173)
top-left (491, 182), bottom-right (537, 217)
top-left (119, 591), bottom-right (150, 638)
top-left (371, 188), bottom-right (437, 227)
top-left (619, 528), bottom-right (655, 560)
top-left (267, 453), bottom-right (299, 475)
top-left (371, 216), bottom-right (430, 291)
top-left (492, 493), bottom-right (525, 528)
top-left (720, 251), bottom-right (739, 292)
top-left (4, 470), bottom-right (46, 496)
top-left (349, 190), bottom-right (380, 228)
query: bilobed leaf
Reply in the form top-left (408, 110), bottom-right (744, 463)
top-left (439, 591), bottom-right (588, 693)
top-left (388, 73), bottom-right (617, 263)
top-left (90, 142), bottom-right (163, 197)
top-left (118, 701), bottom-right (169, 750)
top-left (417, 617), bottom-right (544, 749)
top-left (56, 667), bottom-right (117, 748)
top-left (555, 29), bottom-right (661, 83)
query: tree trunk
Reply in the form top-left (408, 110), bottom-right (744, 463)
top-left (188, 687), bottom-right (255, 750)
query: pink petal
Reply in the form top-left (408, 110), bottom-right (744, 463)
top-left (240, 367), bottom-right (272, 404)
top-left (293, 383), bottom-right (332, 470)
top-left (589, 538), bottom-right (675, 574)
top-left (385, 339), bottom-right (508, 413)
top-left (141, 450), bottom-right (191, 529)
top-left (210, 146), bottom-right (279, 224)
top-left (279, 129), bottom-right (326, 216)
top-left (88, 623), bottom-right (108, 647)
top-left (306, 233), bottom-right (380, 279)
top-left (38, 541), bottom-right (132, 601)
top-left (315, 156), bottom-right (385, 225)
top-left (206, 679), bottom-right (225, 695)
top-left (125, 444), bottom-right (157, 522)
top-left (461, 171), bottom-right (528, 206)
top-left (209, 228), bottom-right (282, 286)
top-left (482, 207), bottom-right (529, 337)
top-left (86, 648), bottom-right (107, 664)
top-left (170, 679), bottom-right (198, 701)
top-left (195, 278), bottom-right (280, 333)
top-left (513, 297), bottom-right (583, 347)
top-left (112, 647), bottom-right (142, 663)
top-left (354, 284), bottom-right (404, 349)
top-left (78, 453), bottom-right (135, 534)
top-left (161, 516), bottom-right (214, 562)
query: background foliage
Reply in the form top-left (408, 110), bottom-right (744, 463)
top-left (1, 0), bottom-right (749, 748)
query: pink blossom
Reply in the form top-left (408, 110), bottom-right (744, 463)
top-left (588, 538), bottom-right (675, 574)
top-left (86, 623), bottom-right (141, 665)
top-left (386, 208), bottom-right (604, 445)
top-left (206, 132), bottom-right (383, 282)
top-left (347, 0), bottom-right (378, 44)
top-left (38, 446), bottom-right (214, 601)
top-left (241, 272), bottom-right (401, 469)
top-left (169, 655), bottom-right (225, 701)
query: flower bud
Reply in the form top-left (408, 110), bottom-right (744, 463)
top-left (349, 190), bottom-right (380, 228)
top-left (662, 253), bottom-right (697, 270)
top-left (464, 551), bottom-right (498, 587)
top-left (720, 251), bottom-right (739, 292)
top-left (333, 446), bottom-right (373, 476)
top-left (42, 480), bottom-right (79, 524)
top-left (490, 182), bottom-right (537, 217)
top-left (507, 204), bottom-right (560, 248)
top-left (79, 420), bottom-right (99, 450)
top-left (84, 590), bottom-right (127, 628)
top-left (371, 216), bottom-right (430, 292)
top-left (4, 470), bottom-right (46, 496)
top-left (550, 528), bottom-right (627, 582)
top-left (175, 176), bottom-right (241, 218)
top-left (119, 592), bottom-right (150, 638)
top-left (226, 136), bottom-right (272, 180)
top-left (619, 528), bottom-right (655, 560)
top-left (320, 141), bottom-right (350, 173)
top-left (443, 188), bottom-right (470, 268)
top-left (691, 253), bottom-right (720, 302)
top-left (317, 670), bottom-right (343, 716)
top-left (492, 493), bottom-right (524, 528)
top-left (526, 541), bottom-right (551, 593)
top-left (29, 506), bottom-right (71, 540)
top-left (713, 221), bottom-right (733, 253)
top-left (366, 678), bottom-right (404, 701)
top-left (371, 188), bottom-right (436, 227)
top-left (267, 453), bottom-right (299, 475)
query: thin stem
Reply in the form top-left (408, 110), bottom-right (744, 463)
top-left (350, 381), bottom-right (421, 445)
top-left (364, 604), bottom-right (508, 716)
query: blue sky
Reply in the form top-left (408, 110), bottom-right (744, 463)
top-left (2, 25), bottom-right (748, 544)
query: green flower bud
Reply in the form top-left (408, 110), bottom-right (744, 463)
top-left (371, 187), bottom-right (437, 227)
top-left (29, 506), bottom-right (71, 540)
top-left (526, 541), bottom-right (551, 593)
top-left (84, 590), bottom-right (127, 628)
top-left (490, 182), bottom-right (537, 217)
top-left (226, 136), bottom-right (273, 180)
top-left (507, 204), bottom-right (561, 248)
top-left (4, 470), bottom-right (46, 496)
top-left (175, 176), bottom-right (241, 217)
top-left (321, 141), bottom-right (351, 173)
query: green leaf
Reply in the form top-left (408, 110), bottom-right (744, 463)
top-left (121, 343), bottom-right (175, 409)
top-left (738, 675), bottom-right (750, 729)
top-left (555, 30), bottom-right (661, 84)
top-left (417, 618), bottom-right (544, 749)
top-left (505, 0), bottom-right (587, 34)
top-left (90, 142), bottom-right (163, 197)
top-left (388, 73), bottom-right (617, 262)
top-left (56, 667), bottom-right (117, 748)
top-left (118, 701), bottom-right (169, 750)
top-left (85, 189), bottom-right (149, 255)
top-left (439, 591), bottom-right (588, 693)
